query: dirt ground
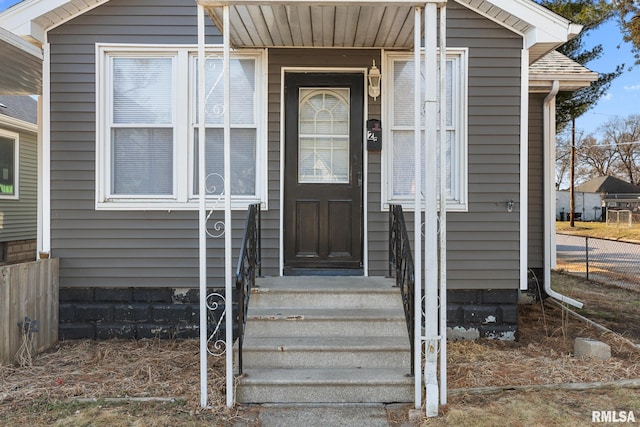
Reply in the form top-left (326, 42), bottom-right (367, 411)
top-left (1, 271), bottom-right (640, 426)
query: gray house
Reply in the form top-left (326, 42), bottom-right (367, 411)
top-left (0, 95), bottom-right (38, 264)
top-left (1, 0), bottom-right (597, 408)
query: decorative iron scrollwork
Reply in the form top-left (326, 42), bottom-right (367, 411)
top-left (204, 173), bottom-right (225, 238)
top-left (206, 292), bottom-right (226, 356)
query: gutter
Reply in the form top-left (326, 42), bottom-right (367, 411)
top-left (543, 80), bottom-right (583, 308)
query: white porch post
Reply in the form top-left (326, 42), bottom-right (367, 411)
top-left (437, 3), bottom-right (447, 407)
top-left (423, 1), bottom-right (439, 418)
top-left (198, 4), bottom-right (234, 408)
top-left (197, 4), bottom-right (208, 408)
top-left (412, 6), bottom-right (422, 410)
top-left (223, 4), bottom-right (234, 408)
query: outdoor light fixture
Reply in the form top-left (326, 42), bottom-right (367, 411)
top-left (368, 60), bottom-right (381, 101)
top-left (507, 200), bottom-right (514, 213)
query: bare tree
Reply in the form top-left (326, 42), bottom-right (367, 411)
top-left (599, 114), bottom-right (640, 185)
top-left (576, 134), bottom-right (618, 180)
top-left (555, 134), bottom-right (572, 189)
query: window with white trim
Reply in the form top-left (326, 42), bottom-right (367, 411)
top-left (96, 45), bottom-right (266, 209)
top-left (384, 49), bottom-right (468, 211)
top-left (0, 130), bottom-right (18, 199)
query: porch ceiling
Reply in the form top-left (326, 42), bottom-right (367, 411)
top-left (197, 0), bottom-right (577, 62)
top-left (201, 2), bottom-right (419, 49)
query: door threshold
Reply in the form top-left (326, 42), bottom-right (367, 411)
top-left (283, 268), bottom-right (364, 277)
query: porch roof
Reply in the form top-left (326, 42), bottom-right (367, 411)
top-left (196, 0), bottom-right (581, 63)
top-left (529, 50), bottom-right (598, 92)
top-left (1, 0), bottom-right (580, 61)
top-left (0, 0), bottom-right (584, 95)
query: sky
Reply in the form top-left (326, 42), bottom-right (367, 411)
top-left (573, 19), bottom-right (640, 137)
top-left (0, 0), bottom-right (637, 138)
top-left (0, 0), bottom-right (17, 12)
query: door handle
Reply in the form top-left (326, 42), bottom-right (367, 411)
top-left (357, 171), bottom-right (362, 188)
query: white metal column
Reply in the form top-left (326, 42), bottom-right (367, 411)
top-left (423, 2), bottom-right (439, 418)
top-left (412, 7), bottom-right (422, 410)
top-left (198, 5), bottom-right (235, 408)
top-left (197, 4), bottom-right (208, 408)
top-left (222, 5), bottom-right (234, 408)
top-left (437, 3), bottom-right (448, 407)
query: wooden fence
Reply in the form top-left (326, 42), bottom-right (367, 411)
top-left (0, 258), bottom-right (59, 365)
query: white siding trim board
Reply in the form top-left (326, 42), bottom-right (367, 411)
top-left (519, 47), bottom-right (528, 290)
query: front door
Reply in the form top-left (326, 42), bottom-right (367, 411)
top-left (284, 73), bottom-right (364, 273)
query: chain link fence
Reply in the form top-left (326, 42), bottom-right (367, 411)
top-left (555, 233), bottom-right (640, 290)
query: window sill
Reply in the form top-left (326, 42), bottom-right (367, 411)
top-left (96, 198), bottom-right (265, 211)
top-left (383, 200), bottom-right (468, 213)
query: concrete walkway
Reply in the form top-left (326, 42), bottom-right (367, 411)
top-left (233, 403), bottom-right (420, 426)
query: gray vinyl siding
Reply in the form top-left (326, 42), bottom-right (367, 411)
top-left (0, 128), bottom-right (37, 242)
top-left (49, 0), bottom-right (523, 290)
top-left (528, 94), bottom-right (544, 269)
top-left (49, 0), bottom-right (230, 288)
top-left (435, 3), bottom-right (522, 289)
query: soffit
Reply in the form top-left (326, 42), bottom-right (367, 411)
top-left (0, 27), bottom-right (42, 95)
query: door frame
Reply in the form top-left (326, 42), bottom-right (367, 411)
top-left (279, 67), bottom-right (369, 276)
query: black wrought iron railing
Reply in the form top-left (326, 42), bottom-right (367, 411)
top-left (235, 203), bottom-right (261, 375)
top-left (389, 204), bottom-right (415, 374)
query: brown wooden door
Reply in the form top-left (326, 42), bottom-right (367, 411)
top-left (284, 73), bottom-right (363, 273)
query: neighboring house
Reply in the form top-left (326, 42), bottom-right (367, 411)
top-left (577, 175), bottom-right (640, 214)
top-left (0, 0), bottom-right (597, 340)
top-left (0, 95), bottom-right (38, 264)
top-left (576, 175), bottom-right (640, 194)
top-left (555, 190), bottom-right (603, 221)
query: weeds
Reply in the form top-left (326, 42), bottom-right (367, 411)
top-left (15, 317), bottom-right (38, 367)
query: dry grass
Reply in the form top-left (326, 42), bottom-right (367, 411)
top-left (556, 220), bottom-right (640, 242)
top-left (0, 339), bottom-right (240, 426)
top-left (447, 302), bottom-right (640, 391)
top-left (552, 270), bottom-right (640, 340)
top-left (2, 276), bottom-right (640, 425)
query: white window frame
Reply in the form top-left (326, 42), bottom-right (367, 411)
top-left (0, 129), bottom-right (19, 200)
top-left (382, 48), bottom-right (468, 212)
top-left (96, 44), bottom-right (267, 210)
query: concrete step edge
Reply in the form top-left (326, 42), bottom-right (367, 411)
top-left (246, 308), bottom-right (405, 321)
top-left (241, 336), bottom-right (410, 351)
top-left (238, 368), bottom-right (414, 386)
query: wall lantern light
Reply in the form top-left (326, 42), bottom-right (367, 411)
top-left (368, 60), bottom-right (381, 101)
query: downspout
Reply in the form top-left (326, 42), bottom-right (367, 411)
top-left (543, 80), bottom-right (583, 308)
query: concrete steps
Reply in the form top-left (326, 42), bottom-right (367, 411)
top-left (237, 368), bottom-right (413, 403)
top-left (235, 276), bottom-right (413, 404)
top-left (241, 336), bottom-right (410, 369)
